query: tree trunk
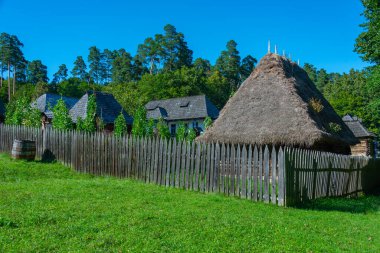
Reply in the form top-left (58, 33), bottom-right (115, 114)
top-left (149, 59), bottom-right (153, 75)
top-left (13, 65), bottom-right (16, 95)
top-left (7, 62), bottom-right (11, 102)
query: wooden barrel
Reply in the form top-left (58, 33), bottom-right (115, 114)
top-left (11, 140), bottom-right (36, 160)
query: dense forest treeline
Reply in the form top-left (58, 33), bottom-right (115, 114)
top-left (0, 0), bottom-right (379, 135)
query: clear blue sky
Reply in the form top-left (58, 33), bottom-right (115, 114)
top-left (0, 0), bottom-right (368, 79)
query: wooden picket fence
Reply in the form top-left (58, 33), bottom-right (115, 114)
top-left (0, 124), bottom-right (379, 207)
top-left (284, 148), bottom-right (380, 205)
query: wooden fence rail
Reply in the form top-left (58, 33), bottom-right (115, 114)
top-left (0, 125), bottom-right (379, 206)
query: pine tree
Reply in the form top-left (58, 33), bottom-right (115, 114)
top-left (0, 33), bottom-right (25, 100)
top-left (88, 46), bottom-right (106, 84)
top-left (215, 40), bottom-right (241, 90)
top-left (52, 64), bottom-right (68, 84)
top-left (354, 0), bottom-right (380, 64)
top-left (111, 49), bottom-right (133, 83)
top-left (193, 58), bottom-right (211, 74)
top-left (303, 63), bottom-right (317, 83)
top-left (161, 24), bottom-right (193, 71)
top-left (316, 68), bottom-right (329, 92)
top-left (27, 60), bottom-right (48, 84)
top-left (71, 56), bottom-right (88, 81)
top-left (137, 36), bottom-right (162, 75)
top-left (240, 55), bottom-right (257, 81)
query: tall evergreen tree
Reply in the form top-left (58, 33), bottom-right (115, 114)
top-left (316, 68), bottom-right (329, 92)
top-left (14, 58), bottom-right (27, 84)
top-left (27, 60), bottom-right (48, 84)
top-left (240, 55), bottom-right (257, 81)
top-left (354, 0), bottom-right (380, 64)
top-left (161, 24), bottom-right (193, 71)
top-left (0, 33), bottom-right (25, 100)
top-left (137, 36), bottom-right (162, 74)
top-left (88, 46), bottom-right (106, 84)
top-left (131, 55), bottom-right (148, 81)
top-left (71, 56), bottom-right (88, 81)
top-left (111, 49), bottom-right (133, 83)
top-left (214, 40), bottom-right (241, 90)
top-left (136, 24), bottom-right (193, 74)
top-left (103, 49), bottom-right (115, 84)
top-left (52, 64), bottom-right (68, 84)
top-left (193, 58), bottom-right (211, 74)
top-left (303, 63), bottom-right (318, 83)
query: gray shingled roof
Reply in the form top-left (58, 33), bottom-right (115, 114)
top-left (69, 91), bottom-right (133, 124)
top-left (145, 95), bottom-right (219, 121)
top-left (342, 115), bottom-right (376, 138)
top-left (0, 99), bottom-right (5, 116)
top-left (31, 93), bottom-right (79, 119)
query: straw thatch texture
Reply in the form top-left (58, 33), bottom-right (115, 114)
top-left (199, 53), bottom-right (358, 153)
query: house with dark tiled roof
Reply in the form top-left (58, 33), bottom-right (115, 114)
top-left (69, 91), bottom-right (133, 132)
top-left (0, 98), bottom-right (5, 123)
top-left (343, 115), bottom-right (376, 157)
top-left (145, 95), bottom-right (219, 135)
top-left (31, 93), bottom-right (79, 127)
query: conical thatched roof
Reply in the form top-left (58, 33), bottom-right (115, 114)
top-left (199, 53), bottom-right (358, 153)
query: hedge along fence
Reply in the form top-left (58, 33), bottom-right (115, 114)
top-left (0, 125), bottom-right (379, 207)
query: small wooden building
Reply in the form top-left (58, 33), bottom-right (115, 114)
top-left (342, 115), bottom-right (376, 157)
top-left (31, 93), bottom-right (79, 128)
top-left (69, 91), bottom-right (133, 132)
top-left (145, 95), bottom-right (219, 136)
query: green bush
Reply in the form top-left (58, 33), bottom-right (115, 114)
top-left (176, 122), bottom-right (186, 142)
top-left (146, 118), bottom-right (155, 137)
top-left (77, 94), bottom-right (96, 132)
top-left (132, 106), bottom-right (148, 137)
top-left (157, 118), bottom-right (170, 139)
top-left (52, 98), bottom-right (72, 130)
top-left (114, 112), bottom-right (127, 137)
top-left (5, 96), bottom-right (41, 127)
top-left (203, 116), bottom-right (213, 130)
top-left (186, 128), bottom-right (196, 142)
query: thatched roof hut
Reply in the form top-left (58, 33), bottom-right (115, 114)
top-left (199, 53), bottom-right (358, 154)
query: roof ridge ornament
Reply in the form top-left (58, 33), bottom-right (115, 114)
top-left (274, 45), bottom-right (278, 54)
top-left (268, 40), bottom-right (271, 53)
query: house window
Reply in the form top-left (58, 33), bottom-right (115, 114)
top-left (193, 121), bottom-right (199, 128)
top-left (170, 124), bottom-right (176, 135)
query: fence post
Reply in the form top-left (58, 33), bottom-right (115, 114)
top-left (326, 160), bottom-right (332, 197)
top-left (311, 158), bottom-right (318, 200)
top-left (277, 147), bottom-right (285, 206)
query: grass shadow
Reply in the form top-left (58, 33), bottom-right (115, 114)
top-left (296, 189), bottom-right (380, 213)
top-left (40, 149), bottom-right (56, 163)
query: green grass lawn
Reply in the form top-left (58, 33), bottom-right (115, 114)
top-left (1, 153), bottom-right (379, 252)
